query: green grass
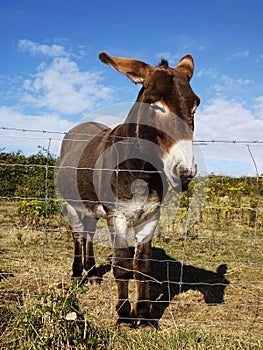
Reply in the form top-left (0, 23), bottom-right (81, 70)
top-left (0, 194), bottom-right (263, 349)
top-left (1, 292), bottom-right (262, 350)
top-left (1, 283), bottom-right (262, 350)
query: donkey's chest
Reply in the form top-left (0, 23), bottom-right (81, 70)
top-left (115, 192), bottom-right (161, 227)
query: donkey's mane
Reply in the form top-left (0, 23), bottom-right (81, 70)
top-left (158, 59), bottom-right (169, 68)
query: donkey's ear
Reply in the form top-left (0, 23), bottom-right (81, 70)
top-left (99, 52), bottom-right (151, 84)
top-left (217, 264), bottom-right (228, 275)
top-left (175, 54), bottom-right (194, 80)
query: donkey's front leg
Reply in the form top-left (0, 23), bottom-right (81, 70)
top-left (133, 241), bottom-right (153, 325)
top-left (108, 214), bottom-right (133, 326)
top-left (133, 213), bottom-right (159, 328)
top-left (113, 247), bottom-right (133, 325)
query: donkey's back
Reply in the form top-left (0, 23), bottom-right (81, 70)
top-left (58, 122), bottom-right (110, 211)
top-left (60, 122), bottom-right (109, 168)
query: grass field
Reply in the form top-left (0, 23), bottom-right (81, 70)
top-left (0, 181), bottom-right (263, 349)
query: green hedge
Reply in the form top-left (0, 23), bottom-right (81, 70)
top-left (0, 148), bottom-right (56, 199)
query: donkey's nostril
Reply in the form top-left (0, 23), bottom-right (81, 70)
top-left (193, 163), bottom-right (198, 177)
top-left (188, 165), bottom-right (197, 179)
top-left (177, 164), bottom-right (197, 192)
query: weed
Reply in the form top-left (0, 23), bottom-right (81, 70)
top-left (0, 283), bottom-right (108, 349)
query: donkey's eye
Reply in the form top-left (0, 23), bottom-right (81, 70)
top-left (191, 104), bottom-right (198, 115)
top-left (191, 98), bottom-right (200, 115)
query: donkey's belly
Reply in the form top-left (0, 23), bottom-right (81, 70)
top-left (70, 201), bottom-right (107, 220)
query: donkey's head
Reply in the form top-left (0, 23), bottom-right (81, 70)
top-left (99, 52), bottom-right (200, 191)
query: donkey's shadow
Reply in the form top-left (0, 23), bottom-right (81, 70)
top-left (96, 247), bottom-right (229, 323)
top-left (148, 248), bottom-right (229, 321)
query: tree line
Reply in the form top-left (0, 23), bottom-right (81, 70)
top-left (0, 149), bottom-right (261, 227)
top-left (1, 149), bottom-right (262, 200)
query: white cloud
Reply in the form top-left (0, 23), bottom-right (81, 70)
top-left (0, 103), bottom-right (133, 156)
top-left (22, 57), bottom-right (113, 115)
top-left (228, 50), bottom-right (250, 60)
top-left (214, 75), bottom-right (253, 95)
top-left (194, 98), bottom-right (263, 175)
top-left (18, 39), bottom-right (114, 115)
top-left (196, 97), bottom-right (263, 140)
top-left (197, 68), bottom-right (217, 79)
top-left (80, 102), bottom-right (133, 128)
top-left (18, 39), bottom-right (69, 58)
top-left (0, 106), bottom-right (74, 155)
top-left (0, 39), bottom-right (118, 156)
top-left (254, 96), bottom-right (263, 118)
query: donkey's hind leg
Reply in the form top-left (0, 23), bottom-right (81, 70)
top-left (66, 205), bottom-right (85, 278)
top-left (82, 215), bottom-right (100, 284)
top-left (66, 204), bottom-right (97, 282)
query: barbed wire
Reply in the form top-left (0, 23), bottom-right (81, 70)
top-left (0, 126), bottom-right (67, 135)
top-left (1, 125), bottom-right (263, 144)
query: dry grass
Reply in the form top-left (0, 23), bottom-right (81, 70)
top-left (0, 199), bottom-right (263, 349)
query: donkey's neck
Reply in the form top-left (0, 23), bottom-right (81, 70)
top-left (124, 101), bottom-right (159, 141)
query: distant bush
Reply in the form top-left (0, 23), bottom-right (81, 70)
top-left (0, 147), bottom-right (56, 199)
top-left (0, 148), bottom-right (60, 226)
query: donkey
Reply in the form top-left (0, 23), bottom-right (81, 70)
top-left (57, 51), bottom-right (200, 327)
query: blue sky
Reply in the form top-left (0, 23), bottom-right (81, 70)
top-left (0, 0), bottom-right (262, 175)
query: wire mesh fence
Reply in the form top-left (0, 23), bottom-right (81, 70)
top-left (0, 126), bottom-right (262, 335)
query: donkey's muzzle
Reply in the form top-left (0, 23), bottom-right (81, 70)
top-left (179, 164), bottom-right (197, 191)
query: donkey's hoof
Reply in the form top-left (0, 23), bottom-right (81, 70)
top-left (135, 319), bottom-right (159, 330)
top-left (71, 275), bottom-right (83, 281)
top-left (116, 318), bottom-right (134, 329)
top-left (132, 310), bottom-right (158, 330)
top-left (81, 274), bottom-right (101, 286)
top-left (88, 275), bottom-right (101, 285)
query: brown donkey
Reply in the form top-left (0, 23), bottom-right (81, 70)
top-left (57, 52), bottom-right (200, 328)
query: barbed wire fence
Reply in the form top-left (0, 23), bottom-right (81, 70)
top-left (0, 126), bottom-right (262, 333)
